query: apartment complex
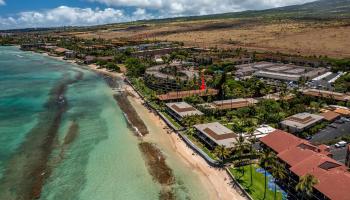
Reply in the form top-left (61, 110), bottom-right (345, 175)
top-left (194, 122), bottom-right (238, 149)
top-left (235, 62), bottom-right (328, 82)
top-left (280, 112), bottom-right (324, 133)
top-left (165, 102), bottom-right (203, 122)
top-left (261, 130), bottom-right (350, 200)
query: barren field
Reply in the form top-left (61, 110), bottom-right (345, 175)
top-left (73, 19), bottom-right (350, 58)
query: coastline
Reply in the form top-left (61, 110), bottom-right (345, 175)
top-left (32, 50), bottom-right (245, 200)
top-left (126, 93), bottom-right (246, 200)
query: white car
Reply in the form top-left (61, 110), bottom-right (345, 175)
top-left (335, 141), bottom-right (347, 148)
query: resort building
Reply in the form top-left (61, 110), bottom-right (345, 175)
top-left (194, 122), bottom-right (238, 149)
top-left (302, 89), bottom-right (350, 102)
top-left (235, 62), bottom-right (328, 83)
top-left (260, 130), bottom-right (350, 200)
top-left (165, 102), bottom-right (203, 122)
top-left (157, 89), bottom-right (219, 101)
top-left (144, 64), bottom-right (198, 92)
top-left (280, 112), bottom-right (324, 133)
top-left (198, 98), bottom-right (258, 111)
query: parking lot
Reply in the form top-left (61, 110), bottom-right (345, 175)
top-left (310, 118), bottom-right (350, 164)
top-left (310, 119), bottom-right (350, 144)
top-left (330, 146), bottom-right (348, 163)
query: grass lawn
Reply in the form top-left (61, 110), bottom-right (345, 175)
top-left (186, 134), bottom-right (218, 160)
top-left (161, 112), bottom-right (182, 129)
top-left (229, 165), bottom-right (283, 200)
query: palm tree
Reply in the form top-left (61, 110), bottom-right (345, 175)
top-left (260, 149), bottom-right (274, 200)
top-left (296, 174), bottom-right (319, 200)
top-left (246, 127), bottom-right (257, 186)
top-left (213, 145), bottom-right (231, 165)
top-left (271, 160), bottom-right (287, 200)
top-left (235, 134), bottom-right (247, 175)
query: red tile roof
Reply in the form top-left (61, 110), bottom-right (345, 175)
top-left (260, 130), bottom-right (350, 200)
top-left (259, 129), bottom-right (304, 153)
top-left (290, 154), bottom-right (350, 200)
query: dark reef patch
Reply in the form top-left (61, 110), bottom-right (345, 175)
top-left (0, 71), bottom-right (82, 200)
top-left (139, 142), bottom-right (176, 200)
top-left (113, 93), bottom-right (149, 136)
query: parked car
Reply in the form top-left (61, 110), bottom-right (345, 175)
top-left (335, 119), bottom-right (345, 124)
top-left (328, 124), bottom-right (337, 128)
top-left (341, 117), bottom-right (350, 122)
top-left (335, 141), bottom-right (347, 148)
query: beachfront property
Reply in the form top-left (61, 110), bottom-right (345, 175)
top-left (260, 130), bottom-right (350, 200)
top-left (302, 89), bottom-right (350, 102)
top-left (194, 122), bottom-right (238, 149)
top-left (144, 64), bottom-right (198, 92)
top-left (235, 61), bottom-right (328, 82)
top-left (64, 50), bottom-right (76, 59)
top-left (280, 112), bottom-right (324, 133)
top-left (198, 98), bottom-right (258, 111)
top-left (157, 89), bottom-right (219, 101)
top-left (165, 102), bottom-right (203, 122)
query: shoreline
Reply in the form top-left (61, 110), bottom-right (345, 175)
top-left (29, 50), bottom-right (245, 200)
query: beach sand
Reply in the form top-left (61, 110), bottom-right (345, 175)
top-left (125, 87), bottom-right (245, 200)
top-left (40, 53), bottom-right (245, 200)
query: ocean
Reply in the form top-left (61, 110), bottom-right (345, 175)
top-left (0, 46), bottom-right (209, 200)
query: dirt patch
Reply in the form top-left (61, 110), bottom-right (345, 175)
top-left (113, 93), bottom-right (149, 136)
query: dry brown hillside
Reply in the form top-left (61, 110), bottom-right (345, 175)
top-left (73, 19), bottom-right (350, 58)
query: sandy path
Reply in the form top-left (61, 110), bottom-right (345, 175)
top-left (126, 90), bottom-right (245, 200)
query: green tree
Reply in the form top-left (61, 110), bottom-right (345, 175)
top-left (246, 127), bottom-right (257, 186)
top-left (296, 174), bottom-right (319, 200)
top-left (235, 134), bottom-right (248, 175)
top-left (271, 160), bottom-right (287, 200)
top-left (260, 149), bottom-right (274, 200)
top-left (213, 145), bottom-right (231, 164)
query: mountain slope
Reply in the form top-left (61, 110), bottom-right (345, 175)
top-left (140, 0), bottom-right (350, 23)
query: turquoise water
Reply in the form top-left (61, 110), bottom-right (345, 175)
top-left (0, 47), bottom-right (160, 200)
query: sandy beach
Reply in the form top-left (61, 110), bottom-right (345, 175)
top-left (38, 52), bottom-right (245, 200)
top-left (125, 86), bottom-right (245, 200)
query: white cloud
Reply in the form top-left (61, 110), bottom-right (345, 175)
top-left (0, 6), bottom-right (153, 29)
top-left (0, 0), bottom-right (5, 6)
top-left (89, 0), bottom-right (315, 16)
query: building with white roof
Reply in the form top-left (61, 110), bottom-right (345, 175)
top-left (194, 122), bottom-right (238, 149)
top-left (252, 125), bottom-right (276, 139)
top-left (166, 102), bottom-right (203, 122)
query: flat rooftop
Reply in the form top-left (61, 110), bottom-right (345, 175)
top-left (281, 112), bottom-right (324, 129)
top-left (157, 89), bottom-right (218, 101)
top-left (199, 98), bottom-right (258, 110)
top-left (236, 62), bottom-right (328, 81)
top-left (166, 102), bottom-right (203, 118)
top-left (194, 122), bottom-right (237, 148)
top-left (302, 89), bottom-right (350, 101)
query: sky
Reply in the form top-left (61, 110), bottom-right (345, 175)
top-left (0, 0), bottom-right (316, 30)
